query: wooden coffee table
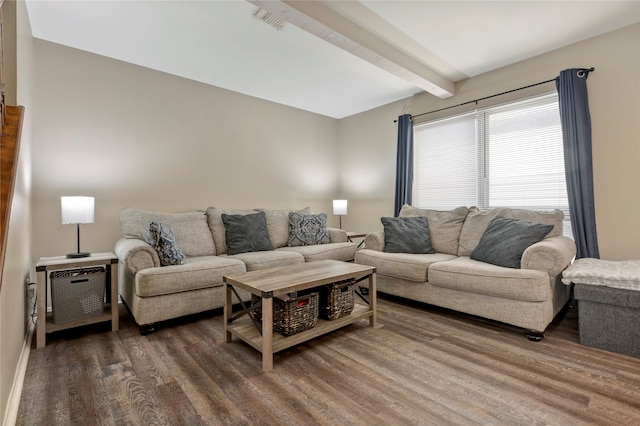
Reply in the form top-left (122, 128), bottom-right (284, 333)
top-left (223, 260), bottom-right (376, 372)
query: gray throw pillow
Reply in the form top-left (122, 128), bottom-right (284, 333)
top-left (470, 216), bottom-right (554, 269)
top-left (382, 216), bottom-right (435, 254)
top-left (288, 212), bottom-right (331, 246)
top-left (144, 221), bottom-right (186, 266)
top-left (221, 211), bottom-right (274, 255)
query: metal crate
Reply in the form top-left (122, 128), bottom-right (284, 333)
top-left (50, 267), bottom-right (106, 324)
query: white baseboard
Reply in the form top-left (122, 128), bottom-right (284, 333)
top-left (3, 320), bottom-right (34, 426)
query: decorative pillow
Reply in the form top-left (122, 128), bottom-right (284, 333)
top-left (206, 207), bottom-right (258, 255)
top-left (221, 211), bottom-right (274, 255)
top-left (399, 205), bottom-right (469, 255)
top-left (144, 221), bottom-right (186, 266)
top-left (382, 216), bottom-right (435, 254)
top-left (470, 216), bottom-right (554, 269)
top-left (261, 207), bottom-right (313, 248)
top-left (458, 207), bottom-right (564, 256)
top-left (287, 212), bottom-right (331, 246)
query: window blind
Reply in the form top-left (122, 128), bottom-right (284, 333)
top-left (413, 113), bottom-right (477, 210)
top-left (482, 95), bottom-right (567, 210)
top-left (413, 93), bottom-right (571, 234)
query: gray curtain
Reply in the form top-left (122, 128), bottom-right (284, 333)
top-left (556, 68), bottom-right (600, 259)
top-left (394, 114), bottom-right (413, 216)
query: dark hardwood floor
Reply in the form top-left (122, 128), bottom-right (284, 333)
top-left (16, 294), bottom-right (640, 425)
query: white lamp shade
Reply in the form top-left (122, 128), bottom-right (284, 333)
top-left (333, 199), bottom-right (348, 215)
top-left (61, 196), bottom-right (95, 224)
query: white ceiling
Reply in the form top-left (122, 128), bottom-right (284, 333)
top-left (25, 1), bottom-right (640, 119)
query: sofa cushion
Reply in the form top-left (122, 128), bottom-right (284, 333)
top-left (470, 216), bottom-right (554, 269)
top-left (120, 208), bottom-right (215, 257)
top-left (428, 257), bottom-right (550, 302)
top-left (135, 256), bottom-right (246, 298)
top-left (143, 221), bottom-right (186, 266)
top-left (355, 249), bottom-right (457, 282)
top-left (221, 211), bottom-right (274, 255)
top-left (458, 208), bottom-right (564, 256)
top-left (382, 216), bottom-right (435, 254)
top-left (288, 212), bottom-right (331, 246)
top-left (206, 207), bottom-right (257, 255)
top-left (278, 242), bottom-right (357, 262)
top-left (224, 250), bottom-right (304, 271)
top-left (399, 205), bottom-right (469, 255)
top-left (260, 207), bottom-right (313, 248)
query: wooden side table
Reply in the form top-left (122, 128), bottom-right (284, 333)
top-left (346, 231), bottom-right (367, 249)
top-left (36, 252), bottom-right (119, 349)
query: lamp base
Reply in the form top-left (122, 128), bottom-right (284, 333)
top-left (66, 252), bottom-right (91, 259)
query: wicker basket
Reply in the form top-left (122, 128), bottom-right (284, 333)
top-left (318, 280), bottom-right (355, 320)
top-left (250, 292), bottom-right (319, 336)
top-left (50, 267), bottom-right (106, 324)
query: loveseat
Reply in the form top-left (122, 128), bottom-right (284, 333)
top-left (115, 207), bottom-right (356, 333)
top-left (355, 205), bottom-right (576, 340)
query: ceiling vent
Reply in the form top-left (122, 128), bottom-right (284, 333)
top-left (253, 8), bottom-right (287, 30)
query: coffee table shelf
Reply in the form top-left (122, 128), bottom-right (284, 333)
top-left (226, 303), bottom-right (371, 353)
top-left (223, 260), bottom-right (376, 372)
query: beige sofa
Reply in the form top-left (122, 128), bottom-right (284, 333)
top-left (355, 205), bottom-right (576, 340)
top-left (115, 207), bottom-right (356, 333)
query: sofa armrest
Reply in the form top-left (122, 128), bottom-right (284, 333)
top-left (521, 236), bottom-right (576, 277)
top-left (114, 238), bottom-right (160, 274)
top-left (328, 227), bottom-right (348, 243)
top-left (364, 231), bottom-right (385, 252)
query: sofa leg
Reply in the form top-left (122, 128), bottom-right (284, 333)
top-left (525, 330), bottom-right (544, 342)
top-left (140, 323), bottom-right (156, 335)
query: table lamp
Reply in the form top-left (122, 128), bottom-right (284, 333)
top-left (333, 199), bottom-right (347, 229)
top-left (61, 196), bottom-right (94, 258)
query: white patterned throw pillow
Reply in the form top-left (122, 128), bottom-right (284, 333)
top-left (287, 212), bottom-right (331, 246)
top-left (144, 220), bottom-right (186, 266)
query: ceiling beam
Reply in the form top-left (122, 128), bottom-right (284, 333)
top-left (249, 0), bottom-right (454, 99)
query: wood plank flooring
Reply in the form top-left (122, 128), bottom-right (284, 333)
top-left (16, 295), bottom-right (640, 425)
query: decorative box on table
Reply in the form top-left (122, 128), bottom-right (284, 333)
top-left (317, 280), bottom-right (355, 320)
top-left (250, 292), bottom-right (319, 337)
top-left (562, 258), bottom-right (640, 358)
top-left (50, 267), bottom-right (106, 324)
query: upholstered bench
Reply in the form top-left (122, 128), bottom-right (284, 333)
top-left (562, 258), bottom-right (640, 358)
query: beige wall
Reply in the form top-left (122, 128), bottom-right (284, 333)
top-left (31, 40), bottom-right (341, 263)
top-left (0, 0), bottom-right (34, 423)
top-left (336, 97), bottom-right (410, 234)
top-left (340, 23), bottom-right (640, 261)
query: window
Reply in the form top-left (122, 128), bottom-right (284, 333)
top-left (413, 93), bottom-right (571, 235)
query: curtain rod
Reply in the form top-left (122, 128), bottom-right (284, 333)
top-left (395, 67), bottom-right (595, 122)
